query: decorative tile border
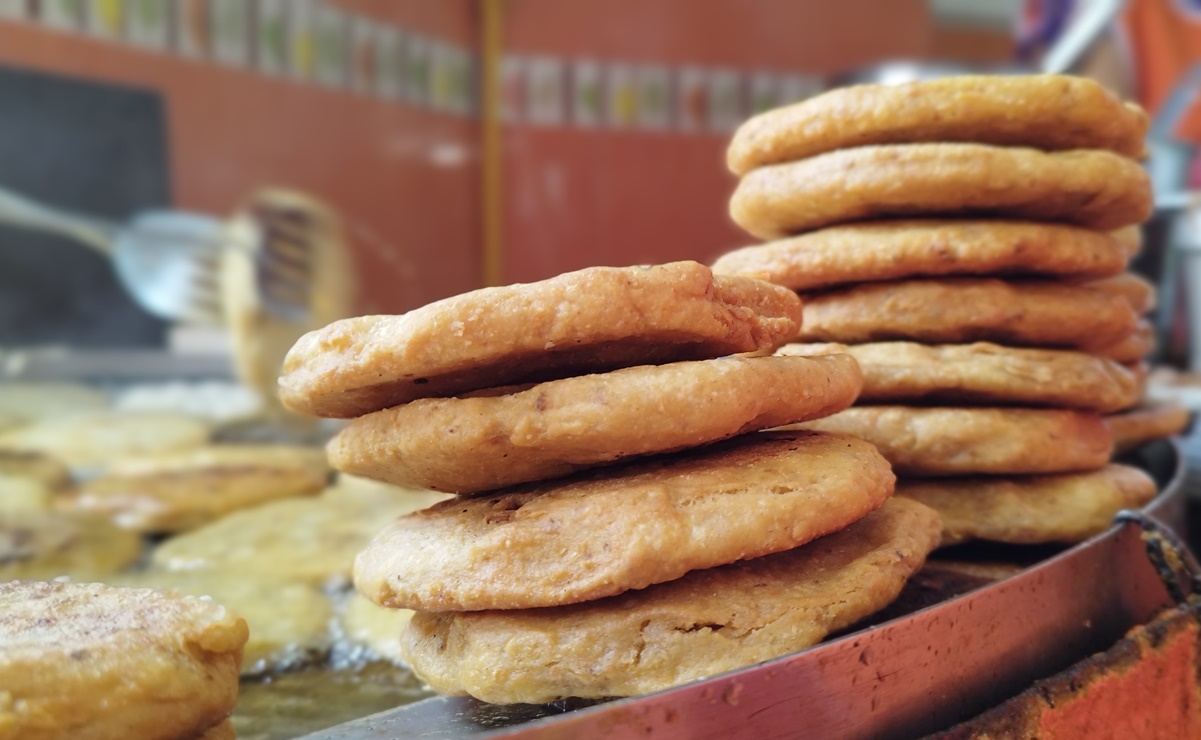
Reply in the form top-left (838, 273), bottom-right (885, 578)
top-left (0, 0), bottom-right (823, 130)
top-left (508, 55), bottom-right (824, 133)
top-left (127, 0), bottom-right (170, 50)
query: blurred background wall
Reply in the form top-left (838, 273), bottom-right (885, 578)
top-left (0, 0), bottom-right (1018, 330)
top-left (495, 0), bottom-right (929, 283)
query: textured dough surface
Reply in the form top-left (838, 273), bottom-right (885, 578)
top-left (730, 144), bottom-right (1151, 240)
top-left (779, 342), bottom-right (1142, 413)
top-left (0, 580), bottom-right (247, 740)
top-left (354, 431), bottom-right (894, 611)
top-left (791, 406), bottom-right (1113, 476)
top-left (400, 497), bottom-right (940, 704)
top-left (899, 464), bottom-right (1156, 545)
top-left (712, 220), bottom-right (1127, 291)
top-left (727, 75), bottom-right (1147, 175)
top-left (280, 262), bottom-right (803, 418)
top-left (795, 278), bottom-right (1137, 349)
top-left (329, 354), bottom-right (863, 493)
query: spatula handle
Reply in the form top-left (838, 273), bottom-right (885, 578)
top-left (0, 184), bottom-right (120, 255)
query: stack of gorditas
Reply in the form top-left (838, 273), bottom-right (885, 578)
top-left (715, 75), bottom-right (1174, 549)
top-left (279, 261), bottom-right (941, 703)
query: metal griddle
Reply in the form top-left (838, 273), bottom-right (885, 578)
top-left (302, 440), bottom-right (1187, 740)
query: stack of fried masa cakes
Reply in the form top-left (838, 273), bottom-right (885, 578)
top-left (279, 261), bottom-right (941, 703)
top-left (716, 75), bottom-right (1161, 548)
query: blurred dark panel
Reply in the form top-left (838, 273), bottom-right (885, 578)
top-left (0, 63), bottom-right (170, 347)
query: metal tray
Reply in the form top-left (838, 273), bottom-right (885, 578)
top-left (303, 439), bottom-right (1188, 740)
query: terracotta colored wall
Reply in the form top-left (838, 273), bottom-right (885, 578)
top-left (0, 1), bottom-right (478, 315)
top-left (497, 0), bottom-right (930, 284)
top-left (929, 25), bottom-right (1014, 65)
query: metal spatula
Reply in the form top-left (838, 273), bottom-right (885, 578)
top-left (0, 185), bottom-right (311, 327)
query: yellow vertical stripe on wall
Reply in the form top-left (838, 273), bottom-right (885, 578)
top-left (481, 0), bottom-right (503, 287)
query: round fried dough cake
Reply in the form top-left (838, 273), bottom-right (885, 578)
top-left (792, 406), bottom-right (1112, 476)
top-left (898, 464), bottom-right (1157, 546)
top-left (0, 412), bottom-right (210, 470)
top-left (280, 262), bottom-right (803, 418)
top-left (0, 475), bottom-right (51, 512)
top-left (329, 354), bottom-right (863, 493)
top-left (0, 511), bottom-right (141, 581)
top-left (730, 144), bottom-right (1152, 240)
top-left (400, 497), bottom-right (940, 704)
top-left (66, 445), bottom-right (331, 533)
top-left (0, 451), bottom-right (71, 512)
top-left (110, 570), bottom-right (333, 676)
top-left (779, 342), bottom-right (1143, 413)
top-left (1107, 402), bottom-right (1191, 455)
top-left (355, 431), bottom-right (894, 611)
top-left (1087, 319), bottom-right (1156, 363)
top-left (795, 278), bottom-right (1137, 349)
top-left (106, 444), bottom-right (328, 477)
top-left (726, 75), bottom-right (1147, 175)
top-left (0, 451), bottom-right (70, 490)
top-left (0, 580), bottom-right (247, 740)
top-left (151, 482), bottom-right (449, 585)
top-left (711, 220), bottom-right (1127, 292)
